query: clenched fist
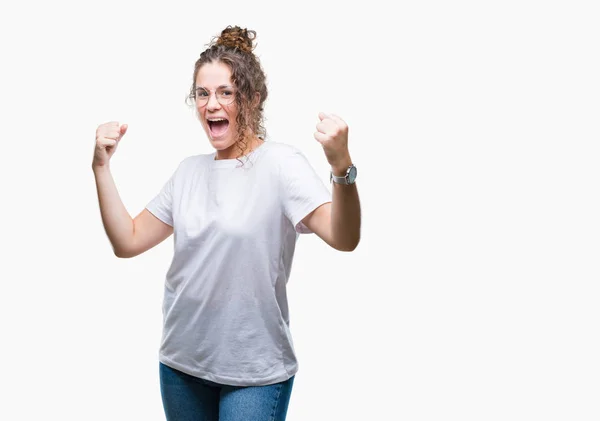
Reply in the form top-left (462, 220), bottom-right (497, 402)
top-left (314, 112), bottom-right (351, 173)
top-left (93, 121), bottom-right (128, 168)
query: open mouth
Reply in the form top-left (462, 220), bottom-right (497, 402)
top-left (207, 118), bottom-right (230, 137)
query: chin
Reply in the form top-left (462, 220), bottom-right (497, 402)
top-left (208, 136), bottom-right (236, 151)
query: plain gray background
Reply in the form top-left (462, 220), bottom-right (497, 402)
top-left (1, 0), bottom-right (599, 419)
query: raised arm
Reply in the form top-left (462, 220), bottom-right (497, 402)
top-left (92, 122), bottom-right (173, 258)
top-left (302, 113), bottom-right (361, 251)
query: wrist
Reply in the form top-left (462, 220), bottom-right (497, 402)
top-left (92, 163), bottom-right (110, 174)
top-left (330, 156), bottom-right (352, 176)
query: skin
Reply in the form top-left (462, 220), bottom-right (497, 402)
top-left (92, 60), bottom-right (360, 257)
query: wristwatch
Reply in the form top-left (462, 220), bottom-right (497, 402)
top-left (330, 164), bottom-right (357, 185)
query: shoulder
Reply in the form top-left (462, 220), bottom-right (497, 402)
top-left (175, 153), bottom-right (213, 172)
top-left (259, 141), bottom-right (310, 169)
top-left (258, 142), bottom-right (314, 179)
top-left (259, 141), bottom-right (321, 186)
top-left (165, 153), bottom-right (213, 186)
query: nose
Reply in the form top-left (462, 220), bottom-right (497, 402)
top-left (206, 92), bottom-right (221, 111)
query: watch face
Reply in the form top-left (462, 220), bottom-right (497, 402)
top-left (347, 165), bottom-right (357, 183)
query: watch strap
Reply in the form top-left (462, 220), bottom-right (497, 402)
top-left (330, 164), bottom-right (356, 185)
top-left (330, 172), bottom-right (349, 184)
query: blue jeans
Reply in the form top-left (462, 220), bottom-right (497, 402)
top-left (159, 362), bottom-right (294, 421)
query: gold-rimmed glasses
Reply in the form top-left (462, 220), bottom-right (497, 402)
top-left (193, 85), bottom-right (236, 107)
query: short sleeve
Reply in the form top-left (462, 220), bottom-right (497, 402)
top-left (280, 149), bottom-right (332, 234)
top-left (145, 167), bottom-right (177, 227)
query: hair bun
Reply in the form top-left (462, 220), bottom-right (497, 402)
top-left (213, 26), bottom-right (255, 53)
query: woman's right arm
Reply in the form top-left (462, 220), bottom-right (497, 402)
top-left (93, 122), bottom-right (173, 258)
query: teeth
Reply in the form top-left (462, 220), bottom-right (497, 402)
top-left (208, 118), bottom-right (227, 122)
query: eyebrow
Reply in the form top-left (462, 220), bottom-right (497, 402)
top-left (196, 84), bottom-right (234, 90)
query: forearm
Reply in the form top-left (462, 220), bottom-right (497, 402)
top-left (330, 162), bottom-right (361, 251)
top-left (93, 164), bottom-right (134, 255)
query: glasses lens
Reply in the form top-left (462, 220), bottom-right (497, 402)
top-left (217, 87), bottom-right (235, 105)
top-left (195, 88), bottom-right (209, 105)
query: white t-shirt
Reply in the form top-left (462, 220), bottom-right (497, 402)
top-left (146, 141), bottom-right (331, 386)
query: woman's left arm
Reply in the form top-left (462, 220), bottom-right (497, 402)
top-left (302, 113), bottom-right (361, 252)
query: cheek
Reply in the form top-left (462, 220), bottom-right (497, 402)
top-left (195, 108), bottom-right (206, 122)
top-left (225, 105), bottom-right (238, 123)
top-left (197, 113), bottom-right (208, 128)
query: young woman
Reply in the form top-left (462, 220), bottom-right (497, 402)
top-left (92, 25), bottom-right (361, 421)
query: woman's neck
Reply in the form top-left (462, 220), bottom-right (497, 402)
top-left (215, 135), bottom-right (264, 160)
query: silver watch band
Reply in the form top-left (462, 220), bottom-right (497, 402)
top-left (330, 172), bottom-right (349, 184)
top-left (330, 164), bottom-right (357, 185)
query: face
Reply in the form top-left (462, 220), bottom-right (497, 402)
top-left (195, 61), bottom-right (239, 158)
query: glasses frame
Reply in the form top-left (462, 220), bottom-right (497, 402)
top-left (193, 84), bottom-right (237, 107)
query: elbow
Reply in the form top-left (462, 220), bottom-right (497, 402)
top-left (335, 236), bottom-right (360, 252)
top-left (338, 243), bottom-right (359, 252)
top-left (113, 246), bottom-right (136, 259)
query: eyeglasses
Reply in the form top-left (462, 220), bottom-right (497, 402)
top-left (193, 85), bottom-right (236, 107)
